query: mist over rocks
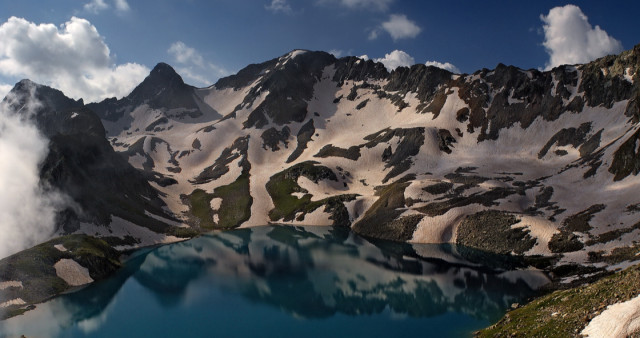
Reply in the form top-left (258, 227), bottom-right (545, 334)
top-left (0, 82), bottom-right (68, 259)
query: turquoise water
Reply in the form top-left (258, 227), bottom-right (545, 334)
top-left (1, 226), bottom-right (549, 337)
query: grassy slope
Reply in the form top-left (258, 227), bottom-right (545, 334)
top-left (479, 263), bottom-right (640, 337)
top-left (0, 235), bottom-right (121, 319)
top-left (187, 170), bottom-right (253, 229)
top-left (265, 161), bottom-right (356, 225)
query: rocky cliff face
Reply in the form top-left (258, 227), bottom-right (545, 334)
top-left (6, 45), bottom-right (640, 270)
top-left (2, 80), bottom-right (190, 249)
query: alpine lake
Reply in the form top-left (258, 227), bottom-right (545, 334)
top-left (0, 225), bottom-right (549, 337)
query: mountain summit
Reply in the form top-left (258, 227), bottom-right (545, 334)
top-left (126, 62), bottom-right (191, 108)
top-left (86, 62), bottom-right (219, 123)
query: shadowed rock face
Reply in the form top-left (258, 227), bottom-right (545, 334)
top-left (240, 51), bottom-right (336, 128)
top-left (127, 63), bottom-right (195, 109)
top-left (610, 128), bottom-right (640, 181)
top-left (287, 118), bottom-right (315, 163)
top-left (87, 62), bottom-right (216, 122)
top-left (3, 81), bottom-right (179, 235)
top-left (191, 135), bottom-right (250, 185)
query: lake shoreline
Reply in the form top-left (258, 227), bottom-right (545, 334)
top-left (2, 226), bottom-right (639, 336)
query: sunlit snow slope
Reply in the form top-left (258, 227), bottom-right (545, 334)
top-left (24, 46), bottom-right (640, 266)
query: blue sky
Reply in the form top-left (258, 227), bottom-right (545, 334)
top-left (0, 1), bottom-right (639, 102)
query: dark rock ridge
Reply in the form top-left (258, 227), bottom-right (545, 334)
top-left (87, 62), bottom-right (219, 123)
top-left (2, 81), bottom-right (183, 235)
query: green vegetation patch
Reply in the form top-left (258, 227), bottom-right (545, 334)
top-left (187, 188), bottom-right (216, 229)
top-left (266, 161), bottom-right (356, 226)
top-left (166, 226), bottom-right (200, 238)
top-left (211, 171), bottom-right (253, 229)
top-left (186, 169), bottom-right (253, 230)
top-left (478, 263), bottom-right (640, 337)
top-left (0, 235), bottom-right (121, 319)
top-left (456, 210), bottom-right (536, 255)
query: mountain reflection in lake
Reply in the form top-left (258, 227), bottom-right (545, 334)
top-left (1, 226), bottom-right (549, 337)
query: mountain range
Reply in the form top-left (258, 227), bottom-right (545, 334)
top-left (2, 44), bottom-right (640, 300)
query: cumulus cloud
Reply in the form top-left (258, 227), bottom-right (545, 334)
top-left (319, 0), bottom-right (394, 11)
top-left (168, 41), bottom-right (204, 67)
top-left (0, 16), bottom-right (148, 102)
top-left (83, 0), bottom-right (130, 14)
top-left (84, 0), bottom-right (108, 13)
top-left (0, 86), bottom-right (67, 259)
top-left (370, 14), bottom-right (421, 41)
top-left (266, 0), bottom-right (292, 14)
top-left (382, 14), bottom-right (421, 40)
top-left (425, 60), bottom-right (460, 73)
top-left (374, 50), bottom-right (415, 71)
top-left (168, 41), bottom-right (229, 87)
top-left (541, 4), bottom-right (623, 70)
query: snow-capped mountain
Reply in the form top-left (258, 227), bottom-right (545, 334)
top-left (6, 45), bottom-right (640, 266)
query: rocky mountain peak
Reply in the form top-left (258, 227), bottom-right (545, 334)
top-left (126, 62), bottom-right (190, 105)
top-left (81, 61), bottom-right (211, 121)
top-left (149, 62), bottom-right (185, 84)
top-left (2, 79), bottom-right (84, 117)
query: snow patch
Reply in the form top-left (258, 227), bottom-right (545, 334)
top-left (288, 49), bottom-right (308, 60)
top-left (143, 210), bottom-right (185, 227)
top-left (0, 298), bottom-right (26, 308)
top-left (624, 67), bottom-right (635, 83)
top-left (582, 294), bottom-right (640, 337)
top-left (513, 216), bottom-right (559, 256)
top-left (0, 281), bottom-right (22, 290)
top-left (53, 259), bottom-right (94, 286)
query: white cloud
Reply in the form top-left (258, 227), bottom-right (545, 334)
top-left (359, 54), bottom-right (370, 60)
top-left (0, 86), bottom-right (68, 259)
top-left (168, 41), bottom-right (229, 87)
top-left (84, 0), bottom-right (108, 13)
top-left (266, 0), bottom-right (292, 14)
top-left (0, 16), bottom-right (149, 102)
top-left (381, 14), bottom-right (421, 40)
top-left (368, 14), bottom-right (421, 41)
top-left (319, 0), bottom-right (394, 11)
top-left (374, 50), bottom-right (415, 71)
top-left (168, 41), bottom-right (204, 67)
top-left (83, 0), bottom-right (129, 14)
top-left (541, 4), bottom-right (623, 70)
top-left (425, 60), bottom-right (460, 73)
